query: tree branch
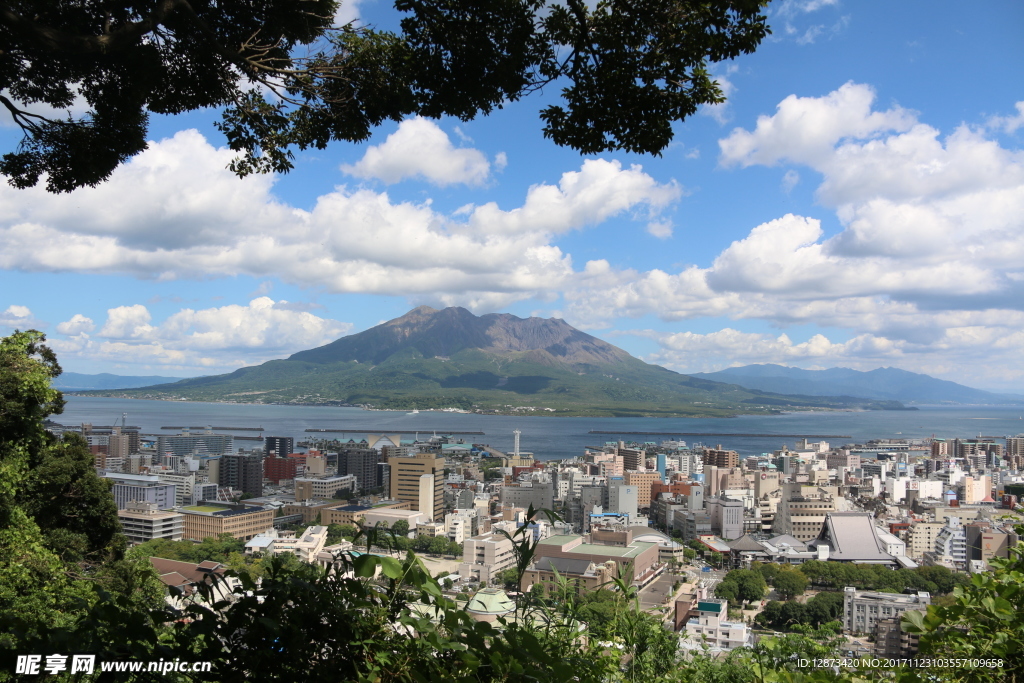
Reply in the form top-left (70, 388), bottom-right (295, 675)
top-left (0, 94), bottom-right (58, 134)
top-left (0, 0), bottom-right (182, 54)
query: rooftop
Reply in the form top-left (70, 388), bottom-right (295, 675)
top-left (572, 541), bottom-right (656, 558)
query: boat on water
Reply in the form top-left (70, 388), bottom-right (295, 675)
top-left (407, 409), bottom-right (419, 415)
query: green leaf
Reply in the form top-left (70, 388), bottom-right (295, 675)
top-left (354, 554), bottom-right (379, 578)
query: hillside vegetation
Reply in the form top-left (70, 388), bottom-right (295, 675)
top-left (81, 308), bottom-right (907, 417)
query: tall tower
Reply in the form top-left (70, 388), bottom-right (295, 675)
top-left (513, 430), bottom-right (521, 458)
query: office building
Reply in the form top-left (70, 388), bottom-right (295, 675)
top-left (389, 453), bottom-right (445, 521)
top-left (624, 471), bottom-right (660, 509)
top-left (843, 587), bottom-right (930, 635)
top-left (772, 485), bottom-right (837, 542)
top-left (179, 502), bottom-right (275, 541)
top-left (617, 443), bottom-right (645, 472)
top-left (117, 500), bottom-right (184, 545)
top-left (500, 482), bottom-right (554, 511)
top-left (294, 474), bottom-right (356, 501)
top-left (103, 473), bottom-right (177, 510)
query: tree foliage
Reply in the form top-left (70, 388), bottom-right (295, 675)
top-left (765, 565), bottom-right (962, 593)
top-left (0, 0), bottom-right (770, 192)
top-left (715, 568), bottom-right (766, 606)
top-left (771, 568), bottom-right (808, 600)
top-left (903, 529), bottom-right (1024, 683)
top-left (0, 331), bottom-right (135, 653)
top-left (755, 592), bottom-right (844, 631)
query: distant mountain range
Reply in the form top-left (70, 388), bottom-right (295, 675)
top-left (75, 307), bottom-right (906, 417)
top-left (54, 372), bottom-right (189, 391)
top-left (689, 364), bottom-right (1024, 405)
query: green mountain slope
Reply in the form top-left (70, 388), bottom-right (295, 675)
top-left (81, 307), bottom-right (908, 417)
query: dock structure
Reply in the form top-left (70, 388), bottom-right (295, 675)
top-left (160, 426), bottom-right (264, 431)
top-left (304, 429), bottom-right (486, 435)
top-left (588, 431), bottom-right (852, 438)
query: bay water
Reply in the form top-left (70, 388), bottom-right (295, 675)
top-left (59, 397), bottom-right (1024, 459)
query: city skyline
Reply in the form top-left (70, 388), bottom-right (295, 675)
top-left (1, 0), bottom-right (1022, 392)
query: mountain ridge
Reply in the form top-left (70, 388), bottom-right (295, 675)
top-left (78, 309), bottom-right (909, 417)
top-left (690, 364), bottom-right (1024, 405)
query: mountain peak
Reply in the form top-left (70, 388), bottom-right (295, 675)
top-left (288, 306), bottom-right (630, 366)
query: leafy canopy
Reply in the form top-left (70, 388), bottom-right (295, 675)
top-left (0, 0), bottom-right (770, 192)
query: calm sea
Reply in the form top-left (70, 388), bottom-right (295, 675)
top-left (58, 397), bottom-right (1024, 459)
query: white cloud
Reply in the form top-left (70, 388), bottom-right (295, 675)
top-left (0, 304), bottom-right (46, 331)
top-left (334, 0), bottom-right (365, 26)
top-left (56, 314), bottom-right (95, 335)
top-left (775, 0), bottom-right (839, 17)
top-left (55, 298), bottom-right (353, 372)
top-left (642, 328), bottom-right (899, 374)
top-left (341, 117), bottom-right (493, 186)
top-left (988, 101), bottom-right (1024, 134)
top-left (99, 305), bottom-right (153, 338)
top-left (562, 84), bottom-right (1024, 389)
top-left (782, 169), bottom-right (800, 193)
top-left (637, 324), bottom-right (1024, 392)
top-left (0, 131), bottom-right (676, 309)
top-left (465, 159), bottom-right (681, 236)
top-left (719, 83), bottom-right (916, 168)
top-left (3, 304), bottom-right (31, 319)
top-left (647, 219), bottom-right (674, 239)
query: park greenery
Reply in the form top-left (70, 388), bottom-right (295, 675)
top-left (755, 592), bottom-right (845, 631)
top-left (2, 329), bottom-right (1024, 683)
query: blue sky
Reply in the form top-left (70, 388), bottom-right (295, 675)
top-left (2, 0), bottom-right (1023, 391)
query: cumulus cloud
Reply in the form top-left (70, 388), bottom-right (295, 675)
top-left (465, 159), bottom-right (681, 236)
top-left (641, 328), bottom-right (900, 374)
top-left (635, 324), bottom-right (1024, 392)
top-left (988, 101), bottom-right (1024, 134)
top-left (0, 130), bottom-right (674, 310)
top-left (719, 83), bottom-right (916, 168)
top-left (52, 298), bottom-right (353, 372)
top-left (561, 83), bottom-right (1024, 389)
top-left (56, 314), bottom-right (95, 335)
top-left (0, 304), bottom-right (40, 330)
top-left (342, 117), bottom-right (495, 186)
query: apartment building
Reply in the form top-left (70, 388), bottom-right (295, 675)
top-left (683, 598), bottom-right (750, 650)
top-left (337, 447), bottom-right (380, 492)
top-left (906, 522), bottom-right (947, 559)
